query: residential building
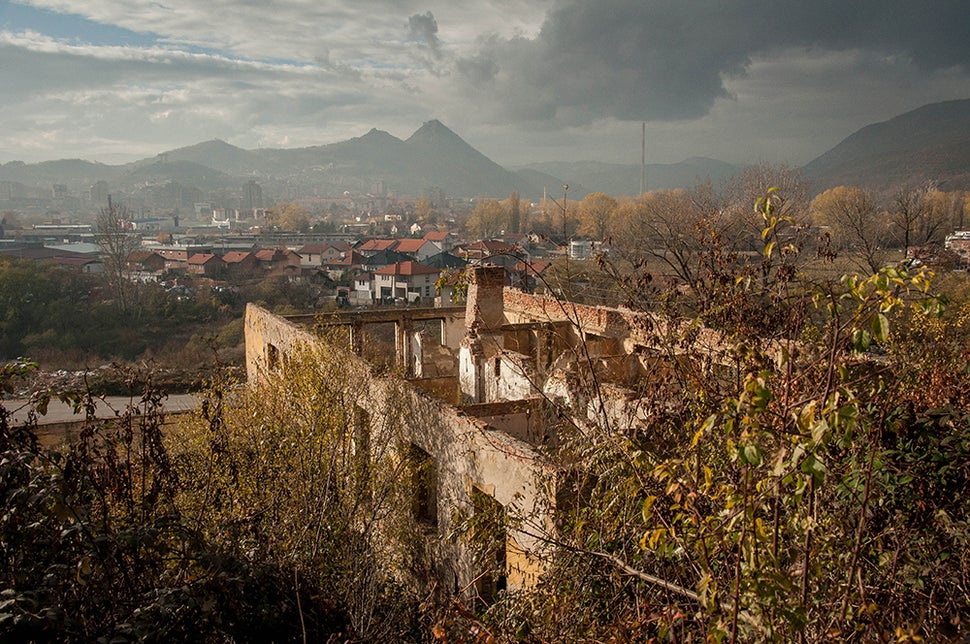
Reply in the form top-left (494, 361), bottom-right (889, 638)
top-left (945, 231), bottom-right (970, 266)
top-left (392, 238), bottom-right (441, 261)
top-left (424, 252), bottom-right (469, 271)
top-left (222, 250), bottom-right (258, 278)
top-left (423, 230), bottom-right (458, 251)
top-left (372, 261), bottom-right (441, 302)
top-left (126, 250), bottom-right (166, 278)
top-left (298, 243), bottom-right (348, 267)
top-left (357, 238), bottom-right (399, 255)
top-left (362, 249), bottom-right (412, 272)
top-left (187, 253), bottom-right (226, 278)
top-left (255, 249), bottom-right (302, 276)
top-left (456, 239), bottom-right (519, 263)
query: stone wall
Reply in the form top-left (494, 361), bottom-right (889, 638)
top-left (244, 303), bottom-right (554, 597)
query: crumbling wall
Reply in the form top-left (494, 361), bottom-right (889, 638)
top-left (245, 302), bottom-right (554, 599)
top-left (414, 331), bottom-right (458, 378)
top-left (463, 398), bottom-right (554, 448)
top-left (503, 287), bottom-right (730, 358)
top-left (483, 351), bottom-right (539, 403)
top-left (245, 303), bottom-right (320, 383)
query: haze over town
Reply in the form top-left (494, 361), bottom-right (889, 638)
top-left (2, 0), bottom-right (970, 167)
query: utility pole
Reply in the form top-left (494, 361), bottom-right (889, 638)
top-left (561, 184), bottom-right (569, 241)
top-left (562, 184), bottom-right (570, 299)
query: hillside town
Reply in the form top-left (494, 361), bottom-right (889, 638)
top-left (0, 183), bottom-right (596, 313)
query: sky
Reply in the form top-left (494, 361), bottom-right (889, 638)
top-left (1, 0), bottom-right (969, 168)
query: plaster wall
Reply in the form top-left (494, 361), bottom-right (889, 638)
top-left (245, 303), bottom-right (553, 596)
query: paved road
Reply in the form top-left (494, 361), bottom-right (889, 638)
top-left (3, 394), bottom-right (200, 427)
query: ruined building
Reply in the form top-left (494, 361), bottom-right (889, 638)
top-left (245, 266), bottom-right (726, 601)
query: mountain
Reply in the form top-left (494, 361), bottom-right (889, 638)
top-left (252, 120), bottom-right (543, 198)
top-left (802, 99), bottom-right (970, 193)
top-left (152, 139), bottom-right (276, 176)
top-left (400, 120), bottom-right (537, 197)
top-left (0, 159), bottom-right (118, 186)
top-left (254, 128), bottom-right (411, 187)
top-left (513, 168), bottom-right (589, 200)
top-left (516, 157), bottom-right (741, 197)
top-left (0, 122), bottom-right (736, 207)
top-left (121, 160), bottom-right (231, 191)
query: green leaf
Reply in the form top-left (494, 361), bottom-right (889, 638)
top-left (742, 443), bottom-right (762, 466)
top-left (870, 313), bottom-right (889, 344)
top-left (852, 328), bottom-right (871, 353)
top-left (800, 453), bottom-right (827, 484)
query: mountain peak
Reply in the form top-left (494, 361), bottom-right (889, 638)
top-left (355, 128), bottom-right (402, 144)
top-left (176, 138), bottom-right (242, 152)
top-left (407, 119), bottom-right (463, 145)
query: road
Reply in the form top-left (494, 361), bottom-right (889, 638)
top-left (3, 394), bottom-right (200, 427)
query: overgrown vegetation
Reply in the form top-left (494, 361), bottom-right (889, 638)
top-left (4, 174), bottom-right (969, 641)
top-left (0, 256), bottom-right (334, 376)
top-left (451, 189), bottom-right (970, 642)
top-left (0, 343), bottom-right (432, 641)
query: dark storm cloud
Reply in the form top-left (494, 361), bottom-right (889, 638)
top-left (408, 11), bottom-right (441, 56)
top-left (455, 0), bottom-right (970, 125)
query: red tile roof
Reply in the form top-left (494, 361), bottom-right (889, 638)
top-left (327, 250), bottom-right (367, 266)
top-left (358, 239), bottom-right (397, 252)
top-left (222, 250), bottom-right (253, 263)
top-left (393, 238), bottom-right (429, 253)
top-left (514, 259), bottom-right (552, 274)
top-left (126, 250), bottom-right (159, 263)
top-left (461, 240), bottom-right (515, 254)
top-left (373, 261), bottom-right (440, 276)
top-left (423, 231), bottom-right (450, 241)
top-left (297, 243), bottom-right (332, 254)
top-left (255, 249), bottom-right (285, 261)
top-left (188, 253), bottom-right (222, 265)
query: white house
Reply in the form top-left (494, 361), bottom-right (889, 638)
top-left (372, 261), bottom-right (441, 303)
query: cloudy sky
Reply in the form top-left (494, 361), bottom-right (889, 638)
top-left (2, 0), bottom-right (969, 167)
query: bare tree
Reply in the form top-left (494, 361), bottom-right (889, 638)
top-left (811, 186), bottom-right (889, 273)
top-left (614, 185), bottom-right (725, 292)
top-left (917, 188), bottom-right (960, 245)
top-left (725, 163), bottom-right (809, 251)
top-left (96, 197), bottom-right (142, 315)
top-left (466, 199), bottom-right (508, 238)
top-left (577, 192), bottom-right (618, 241)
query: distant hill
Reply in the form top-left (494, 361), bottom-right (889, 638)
top-left (516, 157), bottom-right (741, 197)
top-left (802, 99), bottom-right (970, 193)
top-left (257, 128), bottom-right (409, 174)
top-left (6, 102), bottom-right (970, 207)
top-left (0, 121), bottom-right (744, 206)
top-left (152, 139), bottom-right (277, 176)
top-left (0, 159), bottom-right (118, 186)
top-left (247, 121), bottom-right (547, 198)
top-left (0, 122), bottom-right (736, 204)
top-left (512, 168), bottom-right (589, 199)
top-left (121, 160), bottom-right (231, 191)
